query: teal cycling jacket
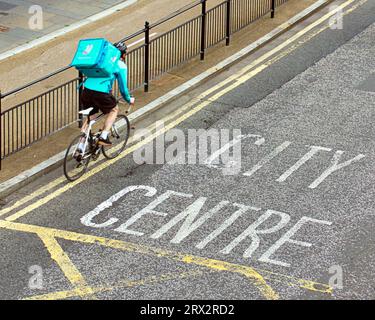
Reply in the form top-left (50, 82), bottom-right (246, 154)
top-left (84, 59), bottom-right (132, 103)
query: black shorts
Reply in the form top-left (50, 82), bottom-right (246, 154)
top-left (80, 88), bottom-right (117, 115)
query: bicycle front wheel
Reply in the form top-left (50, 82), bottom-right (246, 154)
top-left (102, 115), bottom-right (130, 159)
top-left (63, 134), bottom-right (91, 182)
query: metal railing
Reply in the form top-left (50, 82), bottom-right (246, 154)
top-left (0, 0), bottom-right (289, 170)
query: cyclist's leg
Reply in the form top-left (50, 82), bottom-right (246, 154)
top-left (97, 106), bottom-right (118, 146)
top-left (80, 113), bottom-right (98, 134)
top-left (103, 105), bottom-right (119, 132)
top-left (80, 88), bottom-right (99, 134)
top-left (77, 108), bottom-right (99, 155)
top-left (97, 93), bottom-right (118, 145)
top-left (77, 112), bottom-right (99, 158)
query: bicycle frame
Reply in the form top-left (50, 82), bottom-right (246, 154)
top-left (71, 113), bottom-right (105, 158)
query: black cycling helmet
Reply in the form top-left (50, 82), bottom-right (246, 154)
top-left (115, 41), bottom-right (128, 55)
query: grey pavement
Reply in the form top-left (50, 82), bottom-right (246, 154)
top-left (0, 0), bottom-right (133, 53)
top-left (1, 0), bottom-right (375, 300)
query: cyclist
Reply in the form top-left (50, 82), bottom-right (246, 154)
top-left (78, 41), bottom-right (135, 151)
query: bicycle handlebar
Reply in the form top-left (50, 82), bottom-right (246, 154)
top-left (117, 97), bottom-right (135, 105)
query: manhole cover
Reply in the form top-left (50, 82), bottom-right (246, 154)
top-left (0, 25), bottom-right (9, 32)
top-left (0, 1), bottom-right (16, 11)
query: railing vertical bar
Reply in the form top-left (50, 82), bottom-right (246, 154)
top-left (0, 91), bottom-right (2, 170)
top-left (200, 0), bottom-right (207, 61)
top-left (50, 91), bottom-right (52, 134)
top-left (59, 86), bottom-right (65, 128)
top-left (78, 71), bottom-right (83, 128)
top-left (153, 40), bottom-right (156, 79)
top-left (58, 87), bottom-right (60, 130)
top-left (175, 28), bottom-right (179, 66)
top-left (24, 103), bottom-right (27, 147)
top-left (52, 90), bottom-right (56, 132)
top-left (8, 112), bottom-right (10, 158)
top-left (144, 21), bottom-right (150, 92)
top-left (40, 96), bottom-right (43, 137)
top-left (68, 82), bottom-right (71, 125)
top-left (179, 25), bottom-right (182, 65)
top-left (44, 94), bottom-right (47, 135)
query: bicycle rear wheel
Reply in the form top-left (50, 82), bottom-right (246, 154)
top-left (102, 115), bottom-right (130, 159)
top-left (63, 134), bottom-right (91, 182)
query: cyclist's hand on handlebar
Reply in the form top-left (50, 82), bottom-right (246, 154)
top-left (117, 97), bottom-right (135, 105)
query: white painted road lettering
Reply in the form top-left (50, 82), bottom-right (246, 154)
top-left (115, 190), bottom-right (192, 236)
top-left (196, 203), bottom-right (261, 249)
top-left (133, 127), bottom-right (366, 188)
top-left (259, 217), bottom-right (332, 267)
top-left (243, 141), bottom-right (292, 177)
top-left (276, 145), bottom-right (332, 182)
top-left (205, 133), bottom-right (265, 175)
top-left (217, 138), bottom-right (364, 188)
top-left (151, 198), bottom-right (230, 244)
top-left (81, 185), bottom-right (157, 228)
top-left (81, 186), bottom-right (332, 267)
top-left (221, 209), bottom-right (291, 258)
top-left (308, 150), bottom-right (366, 189)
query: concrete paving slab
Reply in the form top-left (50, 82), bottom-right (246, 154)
top-left (0, 0), bottom-right (135, 54)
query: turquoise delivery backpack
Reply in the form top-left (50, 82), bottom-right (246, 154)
top-left (71, 38), bottom-right (121, 78)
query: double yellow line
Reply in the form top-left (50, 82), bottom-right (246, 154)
top-left (0, 0), bottom-right (363, 222)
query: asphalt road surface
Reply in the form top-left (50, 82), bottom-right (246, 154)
top-left (1, 0), bottom-right (375, 300)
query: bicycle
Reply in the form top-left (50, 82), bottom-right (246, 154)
top-left (63, 106), bottom-right (130, 182)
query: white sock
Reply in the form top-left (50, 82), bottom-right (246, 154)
top-left (78, 143), bottom-right (85, 151)
top-left (101, 131), bottom-right (109, 139)
top-left (78, 137), bottom-right (86, 151)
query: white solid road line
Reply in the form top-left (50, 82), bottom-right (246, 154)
top-left (0, 0), bottom-right (138, 62)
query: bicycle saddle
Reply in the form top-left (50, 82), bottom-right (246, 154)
top-left (79, 107), bottom-right (94, 115)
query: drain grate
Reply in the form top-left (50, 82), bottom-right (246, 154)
top-left (0, 1), bottom-right (16, 11)
top-left (0, 24), bottom-right (9, 32)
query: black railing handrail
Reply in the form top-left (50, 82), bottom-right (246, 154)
top-left (117, 28), bottom-right (146, 44)
top-left (1, 77), bottom-right (80, 114)
top-left (1, 65), bottom-right (72, 99)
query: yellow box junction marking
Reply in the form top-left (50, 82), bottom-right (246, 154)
top-left (24, 270), bottom-right (210, 300)
top-left (37, 233), bottom-right (97, 300)
top-left (0, 220), bottom-right (332, 300)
